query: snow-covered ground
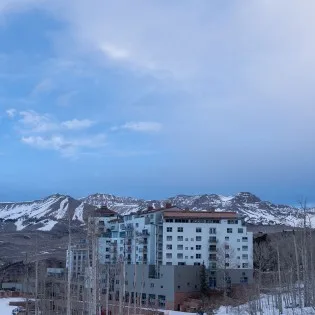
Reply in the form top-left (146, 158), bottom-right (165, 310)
top-left (215, 295), bottom-right (315, 314)
top-left (0, 298), bottom-right (24, 315)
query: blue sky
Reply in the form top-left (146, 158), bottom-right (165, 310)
top-left (0, 0), bottom-right (315, 204)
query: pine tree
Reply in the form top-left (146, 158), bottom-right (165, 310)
top-left (200, 262), bottom-right (207, 296)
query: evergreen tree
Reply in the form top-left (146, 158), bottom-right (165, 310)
top-left (200, 262), bottom-right (207, 295)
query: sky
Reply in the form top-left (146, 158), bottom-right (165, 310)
top-left (0, 0), bottom-right (315, 204)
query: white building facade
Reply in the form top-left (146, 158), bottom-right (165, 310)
top-left (69, 206), bottom-right (253, 285)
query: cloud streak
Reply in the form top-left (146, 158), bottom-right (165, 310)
top-left (112, 121), bottom-right (162, 133)
top-left (21, 133), bottom-right (106, 157)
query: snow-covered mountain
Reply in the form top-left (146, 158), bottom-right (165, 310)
top-left (82, 192), bottom-right (315, 227)
top-left (0, 194), bottom-right (96, 232)
top-left (0, 192), bottom-right (314, 231)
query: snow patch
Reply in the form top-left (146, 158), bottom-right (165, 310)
top-left (0, 298), bottom-right (25, 314)
top-left (38, 220), bottom-right (58, 231)
top-left (73, 203), bottom-right (85, 222)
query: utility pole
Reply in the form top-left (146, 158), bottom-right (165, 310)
top-left (67, 211), bottom-right (72, 315)
top-left (35, 231), bottom-right (39, 315)
top-left (88, 216), bottom-right (100, 315)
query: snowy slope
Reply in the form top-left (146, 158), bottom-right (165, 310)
top-left (0, 194), bottom-right (96, 231)
top-left (1, 192), bottom-right (314, 231)
top-left (82, 192), bottom-right (315, 227)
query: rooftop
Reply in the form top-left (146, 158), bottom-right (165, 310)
top-left (91, 206), bottom-right (118, 217)
top-left (163, 210), bottom-right (239, 219)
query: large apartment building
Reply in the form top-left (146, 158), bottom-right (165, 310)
top-left (92, 205), bottom-right (253, 269)
top-left (68, 204), bottom-right (253, 310)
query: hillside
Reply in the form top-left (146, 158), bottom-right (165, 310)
top-left (0, 192), bottom-right (313, 232)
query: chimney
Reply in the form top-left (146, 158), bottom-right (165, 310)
top-left (165, 202), bottom-right (172, 209)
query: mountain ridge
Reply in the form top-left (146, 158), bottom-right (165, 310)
top-left (0, 191), bottom-right (314, 232)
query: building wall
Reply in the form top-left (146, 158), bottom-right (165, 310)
top-left (162, 218), bottom-right (253, 270)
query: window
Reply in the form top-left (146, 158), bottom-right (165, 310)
top-left (136, 223), bottom-right (139, 227)
top-left (185, 238), bottom-right (189, 241)
top-left (191, 238), bottom-right (194, 241)
top-left (166, 253), bottom-right (172, 258)
top-left (240, 276), bottom-right (248, 283)
top-left (209, 236), bottom-right (216, 243)
top-left (225, 262), bottom-right (230, 267)
top-left (185, 247), bottom-right (188, 250)
top-left (106, 255), bottom-right (110, 259)
top-left (242, 254), bottom-right (248, 259)
top-left (178, 227), bottom-right (183, 232)
top-left (167, 227), bottom-right (172, 232)
top-left (166, 244), bottom-right (172, 250)
top-left (227, 228), bottom-right (233, 233)
top-left (242, 246), bottom-right (248, 251)
top-left (225, 236), bottom-right (229, 241)
top-left (196, 227), bottom-right (202, 233)
top-left (242, 237), bottom-right (248, 242)
top-left (237, 239), bottom-right (240, 242)
top-left (209, 254), bottom-right (216, 260)
top-left (237, 256), bottom-right (240, 259)
top-left (225, 254), bottom-right (230, 258)
top-left (185, 256), bottom-right (188, 259)
top-left (177, 253), bottom-right (183, 259)
top-left (228, 219), bottom-right (238, 224)
top-left (209, 245), bottom-right (216, 252)
top-left (238, 228), bottom-right (243, 233)
top-left (242, 263), bottom-right (249, 268)
top-left (166, 262), bottom-right (172, 265)
top-left (237, 248), bottom-right (240, 251)
top-left (194, 262), bottom-right (201, 265)
top-left (177, 236), bottom-right (183, 241)
top-left (196, 236), bottom-right (202, 241)
top-left (191, 247), bottom-right (194, 250)
top-left (150, 283), bottom-right (154, 288)
top-left (209, 228), bottom-right (216, 234)
top-left (225, 244), bottom-right (230, 250)
top-left (158, 295), bottom-right (166, 308)
top-left (191, 256), bottom-right (194, 259)
top-left (196, 245), bottom-right (201, 250)
top-left (167, 236), bottom-right (172, 241)
top-left (177, 245), bottom-right (183, 250)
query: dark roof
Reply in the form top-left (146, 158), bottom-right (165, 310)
top-left (139, 206), bottom-right (182, 215)
top-left (91, 206), bottom-right (117, 217)
top-left (163, 210), bottom-right (238, 219)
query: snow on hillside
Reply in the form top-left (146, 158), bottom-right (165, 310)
top-left (1, 192), bottom-right (314, 231)
top-left (0, 194), bottom-right (95, 231)
top-left (0, 298), bottom-right (25, 315)
top-left (82, 192), bottom-right (315, 227)
top-left (215, 294), bottom-right (315, 315)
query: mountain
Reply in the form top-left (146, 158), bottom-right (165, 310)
top-left (0, 192), bottom-right (314, 232)
top-left (0, 194), bottom-right (96, 232)
top-left (82, 192), bottom-right (315, 227)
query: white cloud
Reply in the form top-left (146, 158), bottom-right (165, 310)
top-left (100, 43), bottom-right (130, 60)
top-left (113, 121), bottom-right (162, 133)
top-left (6, 108), bottom-right (16, 118)
top-left (21, 133), bottom-right (106, 157)
top-left (16, 110), bottom-right (95, 133)
top-left (62, 119), bottom-right (95, 130)
top-left (19, 110), bottom-right (58, 133)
